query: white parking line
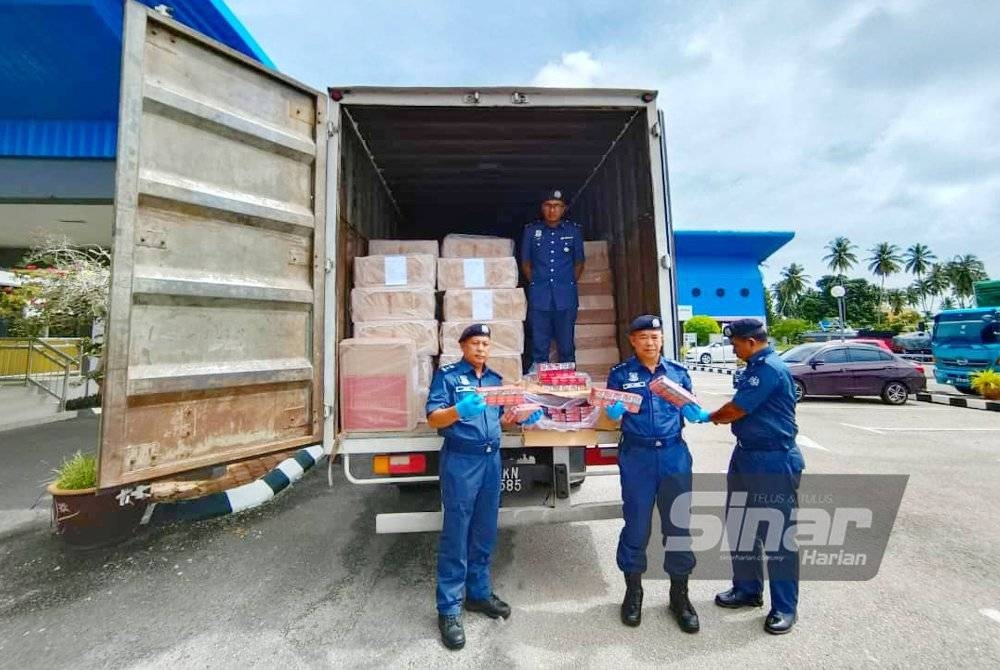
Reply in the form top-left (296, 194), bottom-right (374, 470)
top-left (841, 423), bottom-right (884, 435)
top-left (840, 423), bottom-right (1000, 434)
top-left (796, 435), bottom-right (830, 452)
top-left (980, 608), bottom-right (1000, 625)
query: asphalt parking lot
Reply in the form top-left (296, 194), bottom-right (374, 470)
top-left (2, 371), bottom-right (999, 668)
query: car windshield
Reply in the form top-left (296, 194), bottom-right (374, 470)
top-left (933, 320), bottom-right (1000, 345)
top-left (780, 343), bottom-right (825, 362)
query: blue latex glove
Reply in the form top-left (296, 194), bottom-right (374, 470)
top-left (456, 393), bottom-right (487, 420)
top-left (605, 401), bottom-right (627, 421)
top-left (519, 409), bottom-right (544, 426)
top-left (682, 403), bottom-right (711, 423)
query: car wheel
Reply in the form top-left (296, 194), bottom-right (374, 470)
top-left (881, 381), bottom-right (909, 405)
top-left (954, 386), bottom-right (978, 396)
top-left (700, 353), bottom-right (712, 364)
top-left (793, 379), bottom-right (806, 402)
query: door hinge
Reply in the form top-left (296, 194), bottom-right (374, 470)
top-left (660, 253), bottom-right (672, 269)
top-left (327, 120), bottom-right (338, 137)
top-left (324, 258), bottom-right (334, 273)
top-left (324, 404), bottom-right (333, 419)
top-left (651, 122), bottom-right (661, 137)
top-left (510, 91), bottom-right (529, 105)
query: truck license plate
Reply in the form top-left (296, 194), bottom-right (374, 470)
top-left (501, 463), bottom-right (524, 494)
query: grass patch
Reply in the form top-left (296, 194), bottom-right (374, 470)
top-left (65, 394), bottom-right (101, 411)
top-left (54, 451), bottom-right (97, 490)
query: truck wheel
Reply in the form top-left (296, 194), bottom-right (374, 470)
top-left (793, 379), bottom-right (806, 402)
top-left (881, 381), bottom-right (909, 405)
top-left (700, 353), bottom-right (712, 364)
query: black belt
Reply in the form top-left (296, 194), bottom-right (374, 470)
top-left (621, 433), bottom-right (683, 448)
top-left (443, 439), bottom-right (501, 455)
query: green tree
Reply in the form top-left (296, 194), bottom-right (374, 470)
top-left (823, 236), bottom-right (858, 278)
top-left (946, 254), bottom-right (988, 307)
top-left (770, 318), bottom-right (811, 344)
top-left (762, 280), bottom-right (777, 325)
top-left (904, 243), bottom-right (936, 313)
top-left (867, 242), bottom-right (903, 324)
top-left (885, 288), bottom-right (907, 315)
top-left (683, 315), bottom-right (721, 346)
top-left (809, 276), bottom-right (884, 329)
top-left (774, 263), bottom-right (810, 317)
top-left (925, 263), bottom-right (951, 314)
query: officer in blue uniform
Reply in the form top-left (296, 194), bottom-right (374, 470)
top-left (708, 318), bottom-right (805, 635)
top-left (426, 323), bottom-right (542, 650)
top-left (520, 189), bottom-right (585, 366)
top-left (604, 314), bottom-right (710, 631)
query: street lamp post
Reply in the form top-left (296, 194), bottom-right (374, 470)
top-left (831, 285), bottom-right (847, 342)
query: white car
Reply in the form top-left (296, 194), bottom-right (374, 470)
top-left (685, 339), bottom-right (736, 365)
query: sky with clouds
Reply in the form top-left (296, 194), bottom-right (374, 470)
top-left (231, 0), bottom-right (998, 288)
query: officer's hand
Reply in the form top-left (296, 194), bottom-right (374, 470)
top-left (455, 393), bottom-right (487, 420)
top-left (518, 409), bottom-right (544, 426)
top-left (605, 401), bottom-right (627, 421)
top-left (682, 403), bottom-right (710, 424)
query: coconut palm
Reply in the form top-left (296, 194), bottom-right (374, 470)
top-left (904, 243), bottom-right (936, 313)
top-left (885, 288), bottom-right (907, 315)
top-left (774, 263), bottom-right (810, 317)
top-left (867, 243), bottom-right (903, 324)
top-left (925, 263), bottom-right (951, 314)
top-left (823, 237), bottom-right (858, 278)
top-left (946, 254), bottom-right (988, 307)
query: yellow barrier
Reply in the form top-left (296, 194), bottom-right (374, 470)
top-left (0, 338), bottom-right (81, 378)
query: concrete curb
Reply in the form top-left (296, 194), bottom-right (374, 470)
top-left (145, 445), bottom-right (326, 525)
top-left (915, 392), bottom-right (1000, 412)
top-left (0, 406), bottom-right (102, 434)
top-left (685, 364), bottom-right (739, 376)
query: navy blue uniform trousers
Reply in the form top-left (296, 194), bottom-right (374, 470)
top-left (530, 308), bottom-right (577, 363)
top-left (616, 436), bottom-right (696, 577)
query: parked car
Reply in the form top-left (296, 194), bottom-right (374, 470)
top-left (685, 338), bottom-right (736, 364)
top-left (893, 330), bottom-right (932, 354)
top-left (851, 337), bottom-right (894, 353)
top-left (780, 342), bottom-right (926, 405)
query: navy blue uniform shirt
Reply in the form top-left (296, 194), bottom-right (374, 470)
top-left (520, 220), bottom-right (585, 311)
top-left (607, 355), bottom-right (692, 439)
top-left (426, 358), bottom-right (503, 445)
top-left (730, 346), bottom-right (798, 450)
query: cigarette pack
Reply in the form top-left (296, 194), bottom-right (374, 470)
top-left (589, 387), bottom-right (643, 413)
top-left (475, 385), bottom-right (525, 406)
top-left (648, 375), bottom-right (699, 409)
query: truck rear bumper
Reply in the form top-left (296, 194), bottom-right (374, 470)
top-left (376, 500), bottom-right (622, 534)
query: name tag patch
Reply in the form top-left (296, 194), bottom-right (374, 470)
top-left (622, 382), bottom-right (646, 390)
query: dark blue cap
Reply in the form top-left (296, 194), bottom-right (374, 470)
top-left (628, 314), bottom-right (663, 333)
top-left (540, 189), bottom-right (566, 203)
top-left (459, 323), bottom-right (491, 343)
top-left (724, 318), bottom-right (767, 339)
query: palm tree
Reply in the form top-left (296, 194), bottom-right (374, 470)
top-left (823, 237), bottom-right (858, 278)
top-left (904, 243), bottom-right (936, 313)
top-left (946, 254), bottom-right (988, 307)
top-left (885, 288), bottom-right (906, 315)
top-left (774, 263), bottom-right (810, 317)
top-left (867, 243), bottom-right (903, 324)
top-left (940, 296), bottom-right (956, 311)
top-left (925, 263), bottom-right (951, 314)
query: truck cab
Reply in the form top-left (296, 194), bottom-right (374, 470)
top-left (931, 308), bottom-right (1000, 393)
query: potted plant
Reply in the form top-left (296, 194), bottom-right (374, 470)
top-left (970, 369), bottom-right (1000, 400)
top-left (48, 452), bottom-right (147, 549)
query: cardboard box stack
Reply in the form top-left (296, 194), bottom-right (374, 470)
top-left (438, 234), bottom-right (526, 382)
top-left (338, 338), bottom-right (417, 432)
top-left (348, 241), bottom-right (441, 430)
top-left (575, 241), bottom-right (618, 384)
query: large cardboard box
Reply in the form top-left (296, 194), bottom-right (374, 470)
top-left (579, 294), bottom-right (615, 311)
top-left (351, 287), bottom-right (436, 322)
top-left (584, 241), bottom-right (610, 270)
top-left (438, 353), bottom-right (523, 383)
top-left (339, 338), bottom-right (417, 433)
top-left (522, 428), bottom-right (598, 447)
top-left (417, 356), bottom-right (434, 388)
top-left (443, 288), bottom-right (527, 321)
top-left (415, 387), bottom-right (430, 424)
top-left (576, 323), bottom-right (616, 339)
top-left (437, 257), bottom-right (518, 290)
top-left (353, 254), bottom-right (436, 288)
top-left (577, 309), bottom-right (616, 324)
top-left (578, 268), bottom-right (614, 296)
top-left (575, 346), bottom-right (620, 366)
top-left (440, 320), bottom-right (525, 355)
top-left (441, 234), bottom-right (514, 258)
top-left (353, 320), bottom-right (439, 356)
top-left (369, 239), bottom-right (439, 257)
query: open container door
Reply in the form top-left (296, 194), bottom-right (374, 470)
top-left (99, 2), bottom-right (327, 488)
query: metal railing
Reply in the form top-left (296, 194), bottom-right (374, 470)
top-left (0, 338), bottom-right (82, 411)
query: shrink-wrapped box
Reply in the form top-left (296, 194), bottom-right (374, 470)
top-left (440, 320), bottom-right (524, 355)
top-left (353, 254), bottom-right (436, 288)
top-left (438, 353), bottom-right (523, 383)
top-left (576, 347), bottom-right (620, 367)
top-left (580, 294), bottom-right (615, 311)
top-left (437, 257), bottom-right (518, 290)
top-left (351, 287), bottom-right (435, 322)
top-left (443, 288), bottom-right (527, 321)
top-left (353, 320), bottom-right (439, 356)
top-left (415, 387), bottom-right (430, 424)
top-left (578, 268), bottom-right (613, 296)
top-left (369, 239), bottom-right (439, 257)
top-left (417, 356), bottom-right (434, 389)
top-left (441, 234), bottom-right (514, 258)
top-left (339, 338), bottom-right (417, 432)
top-left (584, 241), bottom-right (610, 270)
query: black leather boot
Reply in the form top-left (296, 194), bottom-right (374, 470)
top-left (620, 572), bottom-right (643, 627)
top-left (438, 614), bottom-right (466, 650)
top-left (668, 576), bottom-right (700, 633)
top-left (465, 593), bottom-right (511, 620)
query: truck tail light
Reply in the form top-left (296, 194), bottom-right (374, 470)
top-left (373, 453), bottom-right (427, 475)
top-left (585, 445), bottom-right (618, 466)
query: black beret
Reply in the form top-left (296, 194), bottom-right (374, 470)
top-left (540, 189), bottom-right (566, 203)
top-left (628, 314), bottom-right (663, 333)
top-left (459, 323), bottom-right (491, 343)
top-left (724, 318), bottom-right (767, 339)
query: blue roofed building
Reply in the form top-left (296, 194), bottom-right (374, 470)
top-left (0, 0), bottom-right (272, 260)
top-left (674, 230), bottom-right (794, 326)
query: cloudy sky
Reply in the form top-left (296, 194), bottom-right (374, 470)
top-left (231, 0), bottom-right (999, 288)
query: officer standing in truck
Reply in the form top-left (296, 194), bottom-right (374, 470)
top-left (426, 323), bottom-right (542, 650)
top-left (603, 314), bottom-right (710, 632)
top-left (707, 318), bottom-right (804, 635)
top-left (521, 189), bottom-right (585, 367)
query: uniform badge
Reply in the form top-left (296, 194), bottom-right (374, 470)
top-left (535, 229), bottom-right (542, 238)
top-left (459, 375), bottom-right (470, 385)
top-left (652, 318), bottom-right (660, 328)
top-left (748, 376), bottom-right (760, 387)
top-left (628, 372), bottom-right (639, 382)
